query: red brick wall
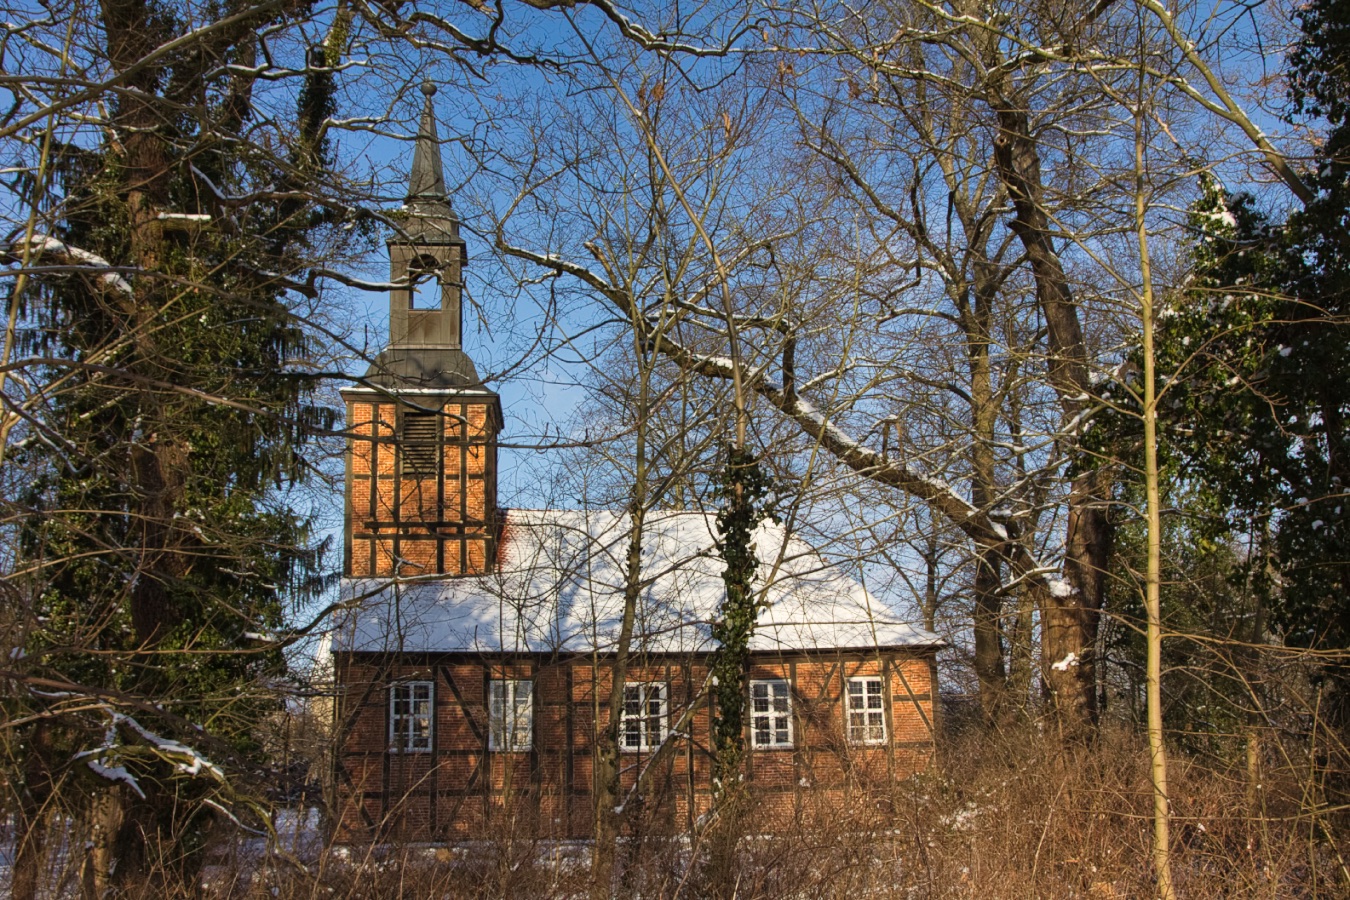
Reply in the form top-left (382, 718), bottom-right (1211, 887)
top-left (333, 651), bottom-right (937, 842)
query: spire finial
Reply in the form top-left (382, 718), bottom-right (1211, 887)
top-left (408, 82), bottom-right (447, 202)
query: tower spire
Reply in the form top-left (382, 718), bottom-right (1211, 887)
top-left (408, 82), bottom-right (447, 203)
top-left (372, 80), bottom-right (475, 379)
top-left (398, 81), bottom-right (461, 245)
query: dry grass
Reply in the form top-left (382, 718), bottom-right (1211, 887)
top-left (10, 726), bottom-right (1347, 898)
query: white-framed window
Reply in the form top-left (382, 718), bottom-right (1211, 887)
top-left (390, 681), bottom-right (433, 752)
top-left (621, 683), bottom-right (667, 752)
top-left (846, 676), bottom-right (887, 745)
top-left (750, 679), bottom-right (793, 749)
top-left (488, 679), bottom-right (533, 752)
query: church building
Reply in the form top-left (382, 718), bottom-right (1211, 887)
top-left (330, 84), bottom-right (943, 843)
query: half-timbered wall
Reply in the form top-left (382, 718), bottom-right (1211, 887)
top-left (344, 395), bottom-right (499, 577)
top-left (333, 651), bottom-right (938, 842)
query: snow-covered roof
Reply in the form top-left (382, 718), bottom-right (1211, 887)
top-left (335, 509), bottom-right (942, 655)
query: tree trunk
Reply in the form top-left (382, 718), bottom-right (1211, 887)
top-left (81, 788), bottom-right (123, 900)
top-left (967, 268), bottom-right (1011, 723)
top-left (590, 501), bottom-right (646, 897)
top-left (590, 730), bottom-right (621, 898)
top-left (972, 547), bottom-right (1007, 724)
top-left (97, 4), bottom-right (188, 883)
top-left (1136, 114), bottom-right (1177, 899)
top-left (989, 91), bottom-right (1109, 735)
top-left (12, 722), bottom-right (53, 900)
top-left (1007, 586), bottom-right (1039, 710)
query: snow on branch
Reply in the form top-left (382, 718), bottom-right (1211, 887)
top-left (499, 238), bottom-right (1014, 549)
top-left (76, 726), bottom-right (149, 799)
top-left (7, 235), bottom-right (134, 297)
top-left (679, 348), bottom-right (997, 541)
top-left (117, 712), bottom-right (225, 780)
top-left (74, 708), bottom-right (225, 795)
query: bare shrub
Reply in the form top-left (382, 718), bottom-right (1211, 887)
top-left (12, 721), bottom-right (1341, 898)
top-left (886, 726), bottom-right (1335, 899)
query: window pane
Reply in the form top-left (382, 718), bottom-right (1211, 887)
top-left (391, 682), bottom-right (434, 752)
top-left (750, 681), bottom-right (791, 748)
top-left (513, 686), bottom-right (531, 749)
top-left (489, 680), bottom-right (533, 751)
top-left (620, 683), bottom-right (667, 751)
top-left (846, 677), bottom-right (887, 744)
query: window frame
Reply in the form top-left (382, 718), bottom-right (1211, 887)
top-left (845, 675), bottom-right (888, 746)
top-left (620, 682), bottom-right (668, 753)
top-left (488, 679), bottom-right (534, 752)
top-left (749, 679), bottom-right (794, 750)
top-left (389, 680), bottom-right (434, 753)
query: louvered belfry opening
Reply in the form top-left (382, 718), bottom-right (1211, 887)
top-left (400, 411), bottom-right (439, 474)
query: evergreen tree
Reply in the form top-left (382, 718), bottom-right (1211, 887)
top-left (3, 0), bottom-right (349, 888)
top-left (1093, 0), bottom-right (1350, 760)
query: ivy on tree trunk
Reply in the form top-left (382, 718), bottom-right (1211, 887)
top-left (709, 446), bottom-right (777, 802)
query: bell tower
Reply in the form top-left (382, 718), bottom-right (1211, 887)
top-left (343, 83), bottom-right (502, 579)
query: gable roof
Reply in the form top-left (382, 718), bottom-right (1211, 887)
top-left (335, 509), bottom-right (942, 656)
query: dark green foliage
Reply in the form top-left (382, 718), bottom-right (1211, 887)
top-left (1100, 480), bottom-right (1258, 755)
top-left (1149, 181), bottom-right (1350, 653)
top-left (1091, 0), bottom-right (1350, 746)
top-left (4, 0), bottom-right (348, 877)
top-left (709, 446), bottom-right (778, 798)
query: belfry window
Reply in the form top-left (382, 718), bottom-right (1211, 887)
top-left (408, 256), bottom-right (440, 309)
top-left (400, 411), bottom-right (439, 474)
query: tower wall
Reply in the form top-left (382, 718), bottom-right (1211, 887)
top-left (344, 395), bottom-right (500, 578)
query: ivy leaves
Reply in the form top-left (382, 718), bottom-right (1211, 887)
top-left (709, 446), bottom-right (779, 797)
